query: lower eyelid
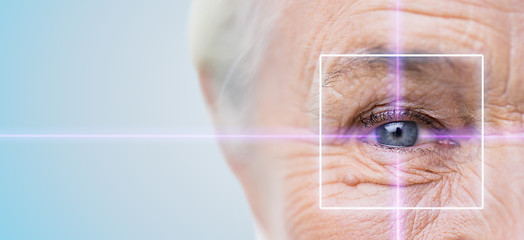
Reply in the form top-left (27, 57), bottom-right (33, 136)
top-left (360, 136), bottom-right (460, 154)
top-left (357, 139), bottom-right (463, 166)
top-left (360, 139), bottom-right (435, 154)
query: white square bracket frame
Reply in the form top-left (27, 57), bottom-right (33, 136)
top-left (318, 54), bottom-right (484, 210)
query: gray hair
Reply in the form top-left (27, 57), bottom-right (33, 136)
top-left (189, 0), bottom-right (284, 121)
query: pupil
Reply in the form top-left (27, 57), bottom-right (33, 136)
top-left (375, 121), bottom-right (418, 147)
top-left (393, 127), bottom-right (402, 137)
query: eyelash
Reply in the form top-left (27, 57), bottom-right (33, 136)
top-left (358, 108), bottom-right (446, 131)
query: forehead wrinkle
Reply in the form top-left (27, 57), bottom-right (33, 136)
top-left (322, 56), bottom-right (391, 87)
top-left (322, 46), bottom-right (395, 86)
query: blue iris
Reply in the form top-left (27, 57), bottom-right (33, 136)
top-left (375, 121), bottom-right (418, 147)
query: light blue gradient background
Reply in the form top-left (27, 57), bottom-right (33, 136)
top-left (0, 1), bottom-right (253, 239)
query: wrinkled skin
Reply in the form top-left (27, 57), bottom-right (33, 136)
top-left (204, 0), bottom-right (524, 239)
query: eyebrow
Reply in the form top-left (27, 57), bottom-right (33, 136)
top-left (322, 47), bottom-right (473, 85)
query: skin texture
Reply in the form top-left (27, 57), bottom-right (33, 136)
top-left (199, 0), bottom-right (524, 239)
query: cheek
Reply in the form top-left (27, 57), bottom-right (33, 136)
top-left (272, 142), bottom-right (395, 239)
top-left (482, 143), bottom-right (524, 237)
top-left (253, 138), bottom-right (498, 239)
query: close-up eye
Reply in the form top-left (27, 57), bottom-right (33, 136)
top-left (357, 109), bottom-right (458, 149)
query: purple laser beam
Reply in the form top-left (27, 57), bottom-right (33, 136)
top-left (395, 0), bottom-right (402, 239)
top-left (0, 134), bottom-right (521, 139)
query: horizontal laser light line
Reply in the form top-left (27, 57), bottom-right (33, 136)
top-left (0, 134), bottom-right (521, 139)
top-left (0, 134), bottom-right (361, 139)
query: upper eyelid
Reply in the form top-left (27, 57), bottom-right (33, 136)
top-left (358, 108), bottom-right (447, 130)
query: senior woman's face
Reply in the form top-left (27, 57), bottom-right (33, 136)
top-left (211, 0), bottom-right (524, 239)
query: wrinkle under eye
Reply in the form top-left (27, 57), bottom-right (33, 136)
top-left (376, 121), bottom-right (418, 147)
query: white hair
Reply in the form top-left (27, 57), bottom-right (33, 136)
top-left (190, 3), bottom-right (290, 238)
top-left (189, 0), bottom-right (284, 117)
